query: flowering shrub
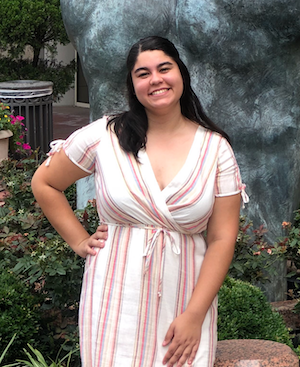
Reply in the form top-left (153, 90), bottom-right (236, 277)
top-left (0, 102), bottom-right (32, 157)
top-left (229, 216), bottom-right (278, 284)
top-left (0, 102), bottom-right (11, 130)
top-left (75, 199), bottom-right (99, 235)
top-left (274, 210), bottom-right (300, 274)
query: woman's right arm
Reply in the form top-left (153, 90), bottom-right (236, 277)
top-left (31, 148), bottom-right (107, 258)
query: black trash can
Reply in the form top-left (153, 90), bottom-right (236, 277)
top-left (0, 80), bottom-right (53, 153)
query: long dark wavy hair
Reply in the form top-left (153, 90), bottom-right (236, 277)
top-left (108, 36), bottom-right (230, 158)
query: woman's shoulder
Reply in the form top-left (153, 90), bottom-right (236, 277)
top-left (197, 124), bottom-right (224, 142)
top-left (196, 125), bottom-right (234, 160)
top-left (61, 116), bottom-right (110, 157)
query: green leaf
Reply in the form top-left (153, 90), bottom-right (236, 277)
top-left (233, 263), bottom-right (244, 273)
top-left (28, 344), bottom-right (48, 366)
top-left (45, 233), bottom-right (54, 239)
top-left (2, 226), bottom-right (10, 234)
top-left (13, 260), bottom-right (28, 273)
top-left (290, 239), bottom-right (298, 247)
top-left (0, 333), bottom-right (17, 364)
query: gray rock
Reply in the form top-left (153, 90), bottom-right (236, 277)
top-left (61, 0), bottom-right (300, 245)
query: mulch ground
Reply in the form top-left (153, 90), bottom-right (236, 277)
top-left (271, 299), bottom-right (300, 330)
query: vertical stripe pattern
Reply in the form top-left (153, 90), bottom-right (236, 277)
top-left (60, 117), bottom-right (246, 367)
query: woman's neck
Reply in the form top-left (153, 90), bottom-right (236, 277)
top-left (146, 107), bottom-right (187, 135)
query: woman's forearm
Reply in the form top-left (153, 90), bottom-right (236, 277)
top-left (31, 150), bottom-right (107, 257)
top-left (32, 181), bottom-right (90, 253)
top-left (185, 194), bottom-right (240, 323)
top-left (185, 239), bottom-right (235, 323)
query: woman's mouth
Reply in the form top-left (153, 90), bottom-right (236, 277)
top-left (149, 88), bottom-right (170, 96)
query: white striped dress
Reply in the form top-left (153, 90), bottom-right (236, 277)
top-left (61, 116), bottom-right (245, 367)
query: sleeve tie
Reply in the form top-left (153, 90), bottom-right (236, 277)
top-left (241, 183), bottom-right (249, 208)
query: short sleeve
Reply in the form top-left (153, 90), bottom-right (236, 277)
top-left (63, 117), bottom-right (107, 173)
top-left (215, 138), bottom-right (247, 201)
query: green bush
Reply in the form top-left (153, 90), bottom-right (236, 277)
top-left (0, 270), bottom-right (41, 364)
top-left (0, 155), bottom-right (80, 365)
top-left (218, 277), bottom-right (293, 348)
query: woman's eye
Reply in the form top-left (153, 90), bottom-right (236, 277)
top-left (138, 72), bottom-right (149, 78)
top-left (160, 68), bottom-right (170, 73)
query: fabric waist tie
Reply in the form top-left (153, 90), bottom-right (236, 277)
top-left (143, 228), bottom-right (180, 297)
top-left (101, 222), bottom-right (181, 297)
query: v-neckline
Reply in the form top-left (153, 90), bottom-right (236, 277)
top-left (139, 126), bottom-right (201, 194)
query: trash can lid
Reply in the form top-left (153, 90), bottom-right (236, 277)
top-left (0, 80), bottom-right (53, 98)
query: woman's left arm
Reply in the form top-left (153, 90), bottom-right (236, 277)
top-left (162, 193), bottom-right (241, 367)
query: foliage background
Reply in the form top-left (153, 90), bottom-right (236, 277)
top-left (0, 0), bottom-right (69, 65)
top-left (0, 154), bottom-right (81, 365)
top-left (0, 0), bottom-right (75, 100)
top-left (0, 270), bottom-right (41, 362)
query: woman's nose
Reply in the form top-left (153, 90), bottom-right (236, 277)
top-left (150, 72), bottom-right (163, 85)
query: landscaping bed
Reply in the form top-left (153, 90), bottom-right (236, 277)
top-left (1, 151), bottom-right (300, 364)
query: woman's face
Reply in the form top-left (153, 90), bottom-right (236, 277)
top-left (131, 50), bottom-right (184, 114)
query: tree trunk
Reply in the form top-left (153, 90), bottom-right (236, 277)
top-left (32, 48), bottom-right (41, 67)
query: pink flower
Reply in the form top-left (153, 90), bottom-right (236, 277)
top-left (253, 251), bottom-right (261, 256)
top-left (16, 142), bottom-right (21, 146)
top-left (9, 115), bottom-right (16, 124)
top-left (8, 114), bottom-right (25, 125)
top-left (19, 135), bottom-right (24, 139)
top-left (22, 143), bottom-right (31, 150)
top-left (267, 249), bottom-right (272, 254)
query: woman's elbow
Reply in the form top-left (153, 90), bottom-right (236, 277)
top-left (31, 166), bottom-right (48, 198)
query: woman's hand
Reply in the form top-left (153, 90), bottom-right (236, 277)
top-left (75, 224), bottom-right (108, 258)
top-left (162, 310), bottom-right (202, 367)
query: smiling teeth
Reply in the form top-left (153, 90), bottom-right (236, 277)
top-left (151, 89), bottom-right (169, 95)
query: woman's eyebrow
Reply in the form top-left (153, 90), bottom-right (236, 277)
top-left (134, 61), bottom-right (173, 74)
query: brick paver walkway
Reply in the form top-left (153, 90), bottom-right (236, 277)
top-left (53, 105), bottom-right (89, 139)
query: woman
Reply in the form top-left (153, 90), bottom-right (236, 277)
top-left (32, 36), bottom-right (248, 367)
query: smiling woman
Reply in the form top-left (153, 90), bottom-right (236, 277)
top-left (31, 36), bottom-right (248, 367)
top-left (131, 51), bottom-right (184, 115)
